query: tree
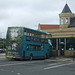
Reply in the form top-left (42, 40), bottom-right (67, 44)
top-left (0, 38), bottom-right (6, 49)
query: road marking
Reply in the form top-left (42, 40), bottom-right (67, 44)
top-left (0, 62), bottom-right (31, 67)
top-left (0, 60), bottom-right (51, 67)
top-left (44, 63), bottom-right (75, 70)
top-left (48, 63), bottom-right (61, 66)
top-left (0, 53), bottom-right (5, 55)
top-left (17, 73), bottom-right (20, 75)
top-left (0, 61), bottom-right (41, 67)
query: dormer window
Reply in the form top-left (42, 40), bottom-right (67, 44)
top-left (65, 17), bottom-right (69, 24)
top-left (60, 18), bottom-right (63, 24)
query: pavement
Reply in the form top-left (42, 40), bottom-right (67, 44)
top-left (0, 53), bottom-right (6, 59)
top-left (0, 53), bottom-right (5, 56)
top-left (0, 53), bottom-right (74, 62)
top-left (56, 57), bottom-right (73, 62)
top-left (0, 56), bottom-right (75, 75)
top-left (45, 56), bottom-right (74, 62)
top-left (0, 54), bottom-right (75, 75)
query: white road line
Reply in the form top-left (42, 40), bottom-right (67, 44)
top-left (0, 60), bottom-right (44, 67)
top-left (44, 63), bottom-right (75, 70)
top-left (0, 61), bottom-right (35, 67)
top-left (0, 53), bottom-right (5, 55)
top-left (48, 63), bottom-right (61, 66)
top-left (0, 60), bottom-right (48, 67)
top-left (17, 73), bottom-right (20, 75)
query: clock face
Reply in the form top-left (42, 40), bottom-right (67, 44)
top-left (60, 18), bottom-right (63, 24)
top-left (65, 17), bottom-right (68, 24)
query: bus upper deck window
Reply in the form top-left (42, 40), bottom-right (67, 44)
top-left (32, 33), bottom-right (34, 36)
top-left (27, 32), bottom-right (29, 36)
top-left (24, 29), bottom-right (26, 35)
top-left (30, 33), bottom-right (32, 36)
top-left (24, 32), bottom-right (26, 35)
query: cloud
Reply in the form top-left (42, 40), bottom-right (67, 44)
top-left (0, 0), bottom-right (75, 38)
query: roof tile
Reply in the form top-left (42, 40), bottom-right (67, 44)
top-left (40, 24), bottom-right (60, 30)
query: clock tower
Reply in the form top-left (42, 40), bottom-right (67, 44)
top-left (59, 4), bottom-right (74, 28)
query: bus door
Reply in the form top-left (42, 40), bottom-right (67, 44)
top-left (49, 46), bottom-right (52, 57)
top-left (48, 39), bottom-right (52, 56)
top-left (23, 51), bottom-right (25, 58)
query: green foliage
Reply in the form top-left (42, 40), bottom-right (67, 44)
top-left (0, 38), bottom-right (6, 48)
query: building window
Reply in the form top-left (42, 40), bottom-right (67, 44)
top-left (65, 17), bottom-right (69, 24)
top-left (60, 18), bottom-right (63, 24)
top-left (66, 38), bottom-right (75, 50)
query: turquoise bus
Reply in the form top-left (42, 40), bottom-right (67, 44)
top-left (6, 27), bottom-right (52, 60)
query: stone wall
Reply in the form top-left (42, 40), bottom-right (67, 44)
top-left (41, 27), bottom-right (75, 38)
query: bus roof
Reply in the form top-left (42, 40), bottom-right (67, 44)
top-left (8, 27), bottom-right (52, 35)
top-left (23, 27), bottom-right (52, 35)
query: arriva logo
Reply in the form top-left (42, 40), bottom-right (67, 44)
top-left (48, 39), bottom-right (52, 46)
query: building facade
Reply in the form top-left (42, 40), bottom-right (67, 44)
top-left (38, 4), bottom-right (75, 57)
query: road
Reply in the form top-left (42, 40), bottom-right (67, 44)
top-left (0, 54), bottom-right (75, 75)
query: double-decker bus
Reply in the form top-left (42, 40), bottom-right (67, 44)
top-left (6, 27), bottom-right (52, 60)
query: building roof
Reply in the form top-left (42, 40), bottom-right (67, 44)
top-left (39, 24), bottom-right (60, 30)
top-left (68, 17), bottom-right (75, 27)
top-left (62, 4), bottom-right (72, 13)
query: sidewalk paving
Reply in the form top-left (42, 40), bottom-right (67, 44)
top-left (0, 54), bottom-right (75, 62)
top-left (56, 57), bottom-right (73, 62)
top-left (46, 57), bottom-right (74, 62)
top-left (0, 53), bottom-right (5, 56)
top-left (0, 53), bottom-right (6, 59)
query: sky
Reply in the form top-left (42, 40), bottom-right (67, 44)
top-left (0, 0), bottom-right (75, 38)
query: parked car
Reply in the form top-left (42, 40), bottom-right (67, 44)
top-left (0, 49), bottom-right (6, 53)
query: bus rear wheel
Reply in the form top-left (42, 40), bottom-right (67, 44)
top-left (45, 54), bottom-right (48, 59)
top-left (30, 54), bottom-right (33, 61)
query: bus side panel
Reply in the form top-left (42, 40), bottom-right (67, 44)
top-left (22, 31), bottom-right (26, 58)
top-left (44, 44), bottom-right (50, 56)
top-left (22, 41), bottom-right (45, 59)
